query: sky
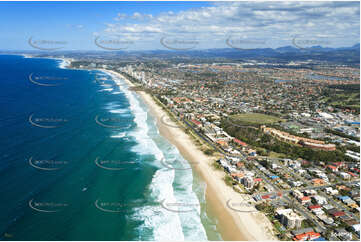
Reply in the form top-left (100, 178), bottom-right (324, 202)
top-left (0, 1), bottom-right (359, 51)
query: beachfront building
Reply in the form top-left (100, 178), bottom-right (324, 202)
top-left (242, 176), bottom-right (254, 189)
top-left (276, 208), bottom-right (304, 229)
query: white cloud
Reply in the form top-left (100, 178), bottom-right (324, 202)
top-left (114, 13), bottom-right (127, 21)
top-left (102, 1), bottom-right (359, 50)
top-left (67, 24), bottom-right (85, 30)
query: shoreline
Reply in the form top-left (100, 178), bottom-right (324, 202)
top-left (101, 69), bottom-right (276, 241)
top-left (15, 52), bottom-right (277, 240)
top-left (20, 54), bottom-right (73, 69)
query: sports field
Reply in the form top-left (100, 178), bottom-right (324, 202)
top-left (230, 113), bottom-right (283, 125)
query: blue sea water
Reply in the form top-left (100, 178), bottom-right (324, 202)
top-left (0, 55), bottom-right (221, 240)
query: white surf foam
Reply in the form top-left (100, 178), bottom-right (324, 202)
top-left (104, 102), bottom-right (121, 110)
top-left (58, 58), bottom-right (71, 69)
top-left (133, 169), bottom-right (185, 241)
top-left (110, 132), bottom-right (126, 138)
top-left (109, 109), bottom-right (128, 114)
top-left (100, 84), bottom-right (113, 88)
top-left (162, 144), bottom-right (208, 240)
top-left (98, 88), bottom-right (113, 92)
top-left (104, 71), bottom-right (208, 241)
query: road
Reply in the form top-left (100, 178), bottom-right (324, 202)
top-left (251, 161), bottom-right (328, 233)
top-left (164, 113), bottom-right (360, 233)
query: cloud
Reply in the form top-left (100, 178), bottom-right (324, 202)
top-left (131, 12), bottom-right (153, 21)
top-left (114, 13), bottom-right (127, 21)
top-left (102, 1), bottom-right (359, 50)
top-left (67, 24), bottom-right (85, 30)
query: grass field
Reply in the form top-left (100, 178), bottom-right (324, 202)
top-left (322, 91), bottom-right (360, 113)
top-left (230, 113), bottom-right (283, 125)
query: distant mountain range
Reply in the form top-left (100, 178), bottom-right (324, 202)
top-left (2, 43), bottom-right (360, 65)
top-left (275, 43), bottom-right (360, 53)
top-left (127, 43), bottom-right (360, 65)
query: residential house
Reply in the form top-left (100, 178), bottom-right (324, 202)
top-left (326, 165), bottom-right (338, 172)
top-left (325, 187), bottom-right (338, 196)
top-left (312, 195), bottom-right (328, 205)
top-left (339, 172), bottom-right (351, 180)
top-left (293, 231), bottom-right (321, 241)
top-left (298, 196), bottom-right (311, 205)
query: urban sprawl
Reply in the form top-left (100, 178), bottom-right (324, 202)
top-left (68, 57), bottom-right (360, 241)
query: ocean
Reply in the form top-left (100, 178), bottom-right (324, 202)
top-left (0, 55), bottom-right (222, 241)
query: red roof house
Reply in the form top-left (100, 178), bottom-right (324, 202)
top-left (308, 205), bottom-right (322, 210)
top-left (331, 211), bottom-right (346, 218)
top-left (191, 119), bottom-right (202, 127)
top-left (347, 172), bottom-right (357, 177)
top-left (298, 196), bottom-right (311, 204)
top-left (233, 138), bottom-right (247, 147)
top-left (326, 165), bottom-right (337, 172)
top-left (293, 232), bottom-right (321, 241)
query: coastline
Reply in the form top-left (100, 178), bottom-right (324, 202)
top-left (17, 51), bottom-right (277, 240)
top-left (101, 69), bottom-right (276, 241)
top-left (20, 54), bottom-right (73, 69)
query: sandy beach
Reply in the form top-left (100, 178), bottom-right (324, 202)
top-left (100, 69), bottom-right (277, 241)
top-left (21, 54), bottom-right (73, 69)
